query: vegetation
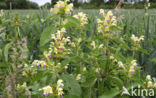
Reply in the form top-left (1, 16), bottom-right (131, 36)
top-left (0, 0), bottom-right (156, 98)
top-left (0, 0), bottom-right (39, 9)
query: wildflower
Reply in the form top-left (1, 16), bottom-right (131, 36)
top-left (95, 68), bottom-right (100, 74)
top-left (76, 74), bottom-right (81, 80)
top-left (110, 55), bottom-right (114, 60)
top-left (99, 9), bottom-right (105, 16)
top-left (129, 66), bottom-right (135, 74)
top-left (57, 79), bottom-right (64, 87)
top-left (58, 88), bottom-right (64, 96)
top-left (57, 63), bottom-right (61, 69)
top-left (131, 34), bottom-right (144, 43)
top-left (64, 65), bottom-right (68, 70)
top-left (99, 44), bottom-right (104, 48)
top-left (71, 42), bottom-right (76, 48)
top-left (118, 61), bottom-right (123, 68)
top-left (57, 79), bottom-right (64, 97)
top-left (147, 81), bottom-right (153, 89)
top-left (59, 43), bottom-right (65, 50)
top-left (83, 67), bottom-right (86, 71)
top-left (97, 10), bottom-right (116, 34)
top-left (73, 12), bottom-right (88, 27)
top-left (146, 75), bottom-right (152, 81)
top-left (32, 60), bottom-right (47, 68)
top-left (131, 60), bottom-right (138, 67)
top-left (61, 28), bottom-right (66, 34)
top-left (54, 48), bottom-right (58, 55)
top-left (77, 38), bottom-right (82, 44)
top-left (24, 64), bottom-right (28, 68)
top-left (90, 41), bottom-right (96, 49)
top-left (51, 0), bottom-right (73, 16)
top-left (41, 86), bottom-right (53, 96)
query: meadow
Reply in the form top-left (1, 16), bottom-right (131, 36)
top-left (0, 1), bottom-right (156, 97)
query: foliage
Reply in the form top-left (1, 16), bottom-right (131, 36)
top-left (0, 0), bottom-right (156, 97)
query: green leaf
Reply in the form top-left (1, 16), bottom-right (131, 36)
top-left (64, 94), bottom-right (80, 98)
top-left (65, 16), bottom-right (80, 28)
top-left (40, 25), bottom-right (56, 46)
top-left (99, 88), bottom-right (121, 98)
top-left (3, 43), bottom-right (12, 62)
top-left (45, 15), bottom-right (58, 21)
top-left (137, 48), bottom-right (148, 54)
top-left (81, 75), bottom-right (97, 88)
top-left (108, 76), bottom-right (123, 90)
top-left (61, 74), bottom-right (81, 96)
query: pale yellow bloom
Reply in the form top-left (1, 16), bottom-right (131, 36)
top-left (146, 75), bottom-right (152, 81)
top-left (76, 74), bottom-right (81, 80)
top-left (73, 12), bottom-right (88, 27)
top-left (147, 81), bottom-right (153, 88)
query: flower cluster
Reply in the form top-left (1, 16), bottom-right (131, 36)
top-left (95, 68), bottom-right (101, 74)
top-left (73, 12), bottom-right (88, 27)
top-left (32, 60), bottom-right (47, 68)
top-left (129, 60), bottom-right (138, 74)
top-left (46, 28), bottom-right (71, 58)
top-left (40, 79), bottom-right (64, 97)
top-left (145, 75), bottom-right (156, 89)
top-left (113, 57), bottom-right (139, 75)
top-left (90, 41), bottom-right (104, 49)
top-left (22, 64), bottom-right (35, 77)
top-left (131, 34), bottom-right (144, 43)
top-left (51, 0), bottom-right (73, 16)
top-left (97, 9), bottom-right (116, 34)
top-left (76, 74), bottom-right (81, 80)
top-left (40, 86), bottom-right (53, 96)
top-left (57, 79), bottom-right (64, 96)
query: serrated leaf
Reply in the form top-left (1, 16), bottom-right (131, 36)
top-left (40, 25), bottom-right (56, 46)
top-left (81, 75), bottom-right (97, 88)
top-left (65, 16), bottom-right (80, 28)
top-left (108, 76), bottom-right (123, 90)
top-left (137, 48), bottom-right (148, 54)
top-left (99, 88), bottom-right (121, 98)
top-left (61, 74), bottom-right (81, 96)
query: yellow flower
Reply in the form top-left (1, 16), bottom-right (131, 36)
top-left (99, 44), bottom-right (104, 48)
top-left (146, 75), bottom-right (152, 81)
top-left (73, 12), bottom-right (88, 27)
top-left (60, 28), bottom-right (66, 34)
top-left (42, 86), bottom-right (53, 96)
top-left (110, 55), bottom-right (114, 59)
top-left (51, 0), bottom-right (73, 16)
top-left (83, 67), bottom-right (86, 71)
top-left (97, 9), bottom-right (116, 34)
top-left (129, 66), bottom-right (135, 74)
top-left (57, 79), bottom-right (64, 87)
top-left (57, 88), bottom-right (64, 96)
top-left (95, 68), bottom-right (100, 74)
top-left (118, 61), bottom-right (124, 68)
top-left (131, 34), bottom-right (144, 43)
top-left (90, 41), bottom-right (96, 49)
top-left (99, 9), bottom-right (105, 16)
top-left (71, 42), bottom-right (76, 48)
top-left (76, 74), bottom-right (81, 80)
top-left (147, 81), bottom-right (153, 89)
top-left (131, 60), bottom-right (138, 67)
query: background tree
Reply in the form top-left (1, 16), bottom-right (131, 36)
top-left (0, 0), bottom-right (7, 9)
top-left (51, 0), bottom-right (58, 6)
